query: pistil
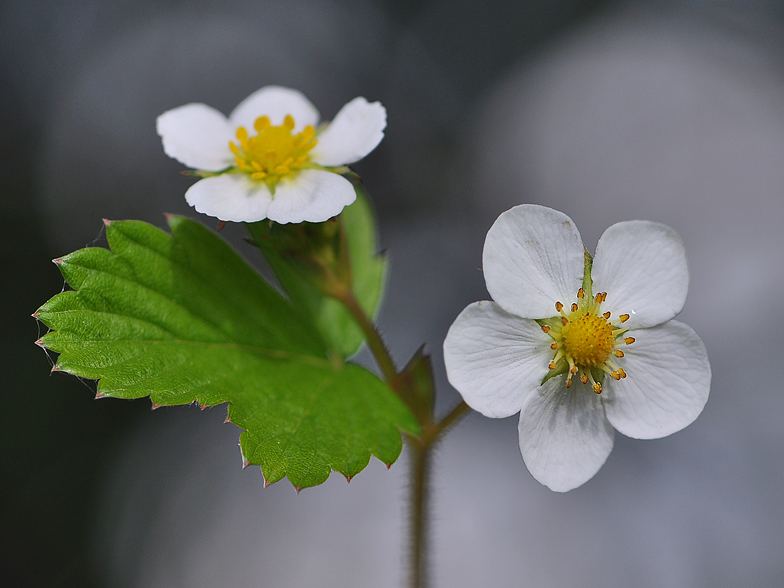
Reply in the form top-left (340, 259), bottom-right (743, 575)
top-left (541, 289), bottom-right (633, 393)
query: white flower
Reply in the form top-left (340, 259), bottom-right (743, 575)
top-left (443, 204), bottom-right (710, 492)
top-left (156, 86), bottom-right (386, 224)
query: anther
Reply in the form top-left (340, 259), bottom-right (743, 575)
top-left (548, 361), bottom-right (557, 370)
top-left (550, 342), bottom-right (558, 350)
top-left (619, 314), bottom-right (630, 322)
top-left (541, 325), bottom-right (551, 333)
top-left (613, 350), bottom-right (624, 358)
top-left (555, 301), bottom-right (564, 312)
top-left (592, 382), bottom-right (602, 394)
top-left (594, 293), bottom-right (602, 303)
top-left (561, 316), bottom-right (569, 326)
top-left (577, 288), bottom-right (585, 299)
top-left (624, 336), bottom-right (635, 345)
top-left (580, 374), bottom-right (588, 384)
top-left (618, 368), bottom-right (627, 379)
top-left (571, 303), bottom-right (578, 312)
top-left (603, 312), bottom-right (611, 319)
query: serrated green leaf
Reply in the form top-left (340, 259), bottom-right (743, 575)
top-left (247, 187), bottom-right (386, 358)
top-left (37, 216), bottom-right (417, 488)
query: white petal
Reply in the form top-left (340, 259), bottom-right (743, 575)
top-left (266, 169), bottom-right (356, 224)
top-left (518, 378), bottom-right (615, 492)
top-left (592, 220), bottom-right (689, 329)
top-left (602, 320), bottom-right (710, 439)
top-left (483, 204), bottom-right (585, 319)
top-left (309, 97), bottom-right (387, 167)
top-left (184, 174), bottom-right (272, 222)
top-left (443, 301), bottom-right (553, 418)
top-left (229, 86), bottom-right (320, 133)
top-left (156, 103), bottom-right (234, 171)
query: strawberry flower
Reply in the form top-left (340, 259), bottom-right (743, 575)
top-left (444, 204), bottom-right (711, 492)
top-left (157, 86), bottom-right (386, 224)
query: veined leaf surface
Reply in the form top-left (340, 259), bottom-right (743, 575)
top-left (36, 216), bottom-right (417, 488)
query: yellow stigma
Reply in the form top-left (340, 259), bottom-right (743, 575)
top-left (562, 314), bottom-right (614, 367)
top-left (543, 289), bottom-right (633, 394)
top-left (229, 114), bottom-right (317, 191)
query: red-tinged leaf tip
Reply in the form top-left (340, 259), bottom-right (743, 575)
top-left (163, 213), bottom-right (174, 220)
top-left (263, 479), bottom-right (271, 488)
top-left (34, 339), bottom-right (43, 347)
top-left (51, 365), bottom-right (61, 372)
top-left (32, 311), bottom-right (40, 318)
top-left (102, 218), bottom-right (112, 226)
top-left (95, 392), bottom-right (105, 400)
top-left (346, 475), bottom-right (352, 484)
top-left (200, 403), bottom-right (208, 411)
top-left (217, 221), bottom-right (227, 231)
top-left (52, 258), bottom-right (63, 265)
top-left (386, 463), bottom-right (392, 470)
top-left (151, 402), bottom-right (160, 410)
top-left (295, 487), bottom-right (302, 494)
top-left (242, 460), bottom-right (250, 469)
top-left (224, 414), bottom-right (232, 424)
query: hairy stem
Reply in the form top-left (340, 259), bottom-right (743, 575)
top-left (335, 287), bottom-right (472, 588)
top-left (409, 438), bottom-right (430, 588)
top-left (338, 289), bottom-right (399, 387)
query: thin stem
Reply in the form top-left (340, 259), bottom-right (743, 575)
top-left (337, 290), bottom-right (399, 386)
top-left (334, 285), bottom-right (473, 588)
top-left (433, 401), bottom-right (470, 439)
top-left (409, 438), bottom-right (430, 588)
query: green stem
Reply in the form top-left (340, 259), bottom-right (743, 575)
top-left (409, 438), bottom-right (430, 588)
top-left (433, 401), bottom-right (470, 438)
top-left (334, 287), bottom-right (472, 588)
top-left (337, 290), bottom-right (399, 386)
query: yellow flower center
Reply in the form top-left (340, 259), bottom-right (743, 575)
top-left (562, 314), bottom-right (614, 367)
top-left (229, 114), bottom-right (318, 191)
top-left (541, 288), bottom-right (635, 394)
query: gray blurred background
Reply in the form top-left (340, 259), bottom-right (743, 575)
top-left (3, 0), bottom-right (784, 586)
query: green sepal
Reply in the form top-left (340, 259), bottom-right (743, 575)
top-left (37, 216), bottom-right (417, 488)
top-left (247, 187), bottom-right (386, 358)
top-left (540, 356), bottom-right (568, 385)
top-left (582, 247), bottom-right (594, 299)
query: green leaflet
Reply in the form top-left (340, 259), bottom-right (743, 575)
top-left (36, 216), bottom-right (418, 489)
top-left (247, 187), bottom-right (387, 358)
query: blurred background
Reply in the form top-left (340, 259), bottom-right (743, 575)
top-left (3, 0), bottom-right (784, 586)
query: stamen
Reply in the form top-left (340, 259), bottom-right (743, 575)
top-left (230, 114), bottom-right (318, 190)
top-left (543, 287), bottom-right (632, 394)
